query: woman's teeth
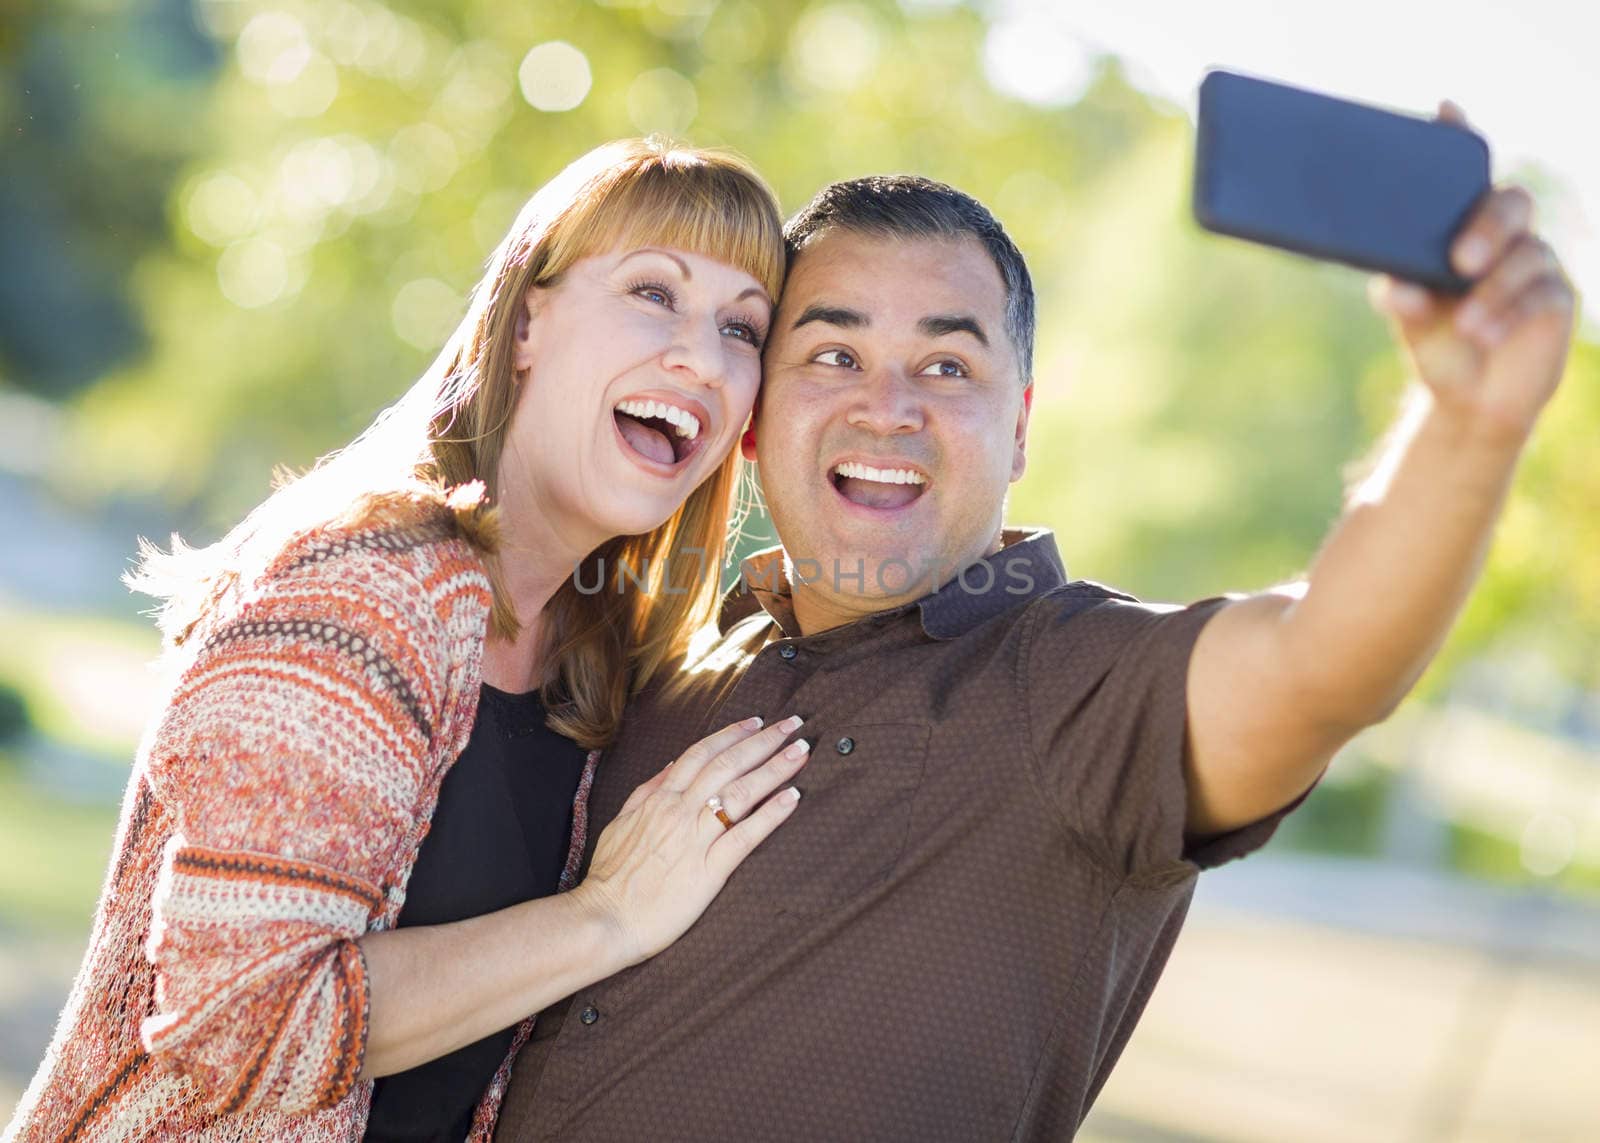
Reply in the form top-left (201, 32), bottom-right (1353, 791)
top-left (614, 398), bottom-right (700, 440)
top-left (832, 461), bottom-right (927, 485)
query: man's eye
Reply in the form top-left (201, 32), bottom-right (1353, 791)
top-left (814, 349), bottom-right (859, 369)
top-left (919, 359), bottom-right (969, 378)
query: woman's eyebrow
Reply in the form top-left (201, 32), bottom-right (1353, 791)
top-left (618, 247), bottom-right (691, 277)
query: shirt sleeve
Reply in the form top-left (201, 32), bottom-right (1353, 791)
top-left (1022, 590), bottom-right (1296, 875)
top-left (137, 538), bottom-right (452, 1115)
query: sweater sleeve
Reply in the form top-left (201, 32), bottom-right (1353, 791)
top-left (137, 538), bottom-right (453, 1115)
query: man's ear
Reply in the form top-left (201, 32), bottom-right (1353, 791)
top-left (511, 286), bottom-right (541, 373)
top-left (740, 405), bottom-right (761, 462)
top-left (1011, 383), bottom-right (1033, 482)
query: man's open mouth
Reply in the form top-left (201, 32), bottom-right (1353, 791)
top-left (829, 461), bottom-right (929, 509)
top-left (613, 398), bottom-right (705, 468)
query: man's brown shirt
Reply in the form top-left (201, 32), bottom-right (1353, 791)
top-left (496, 531), bottom-right (1294, 1141)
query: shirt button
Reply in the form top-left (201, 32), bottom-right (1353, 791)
top-left (579, 1005), bottom-right (600, 1026)
top-left (777, 644), bottom-right (798, 661)
top-left (836, 736), bottom-right (855, 755)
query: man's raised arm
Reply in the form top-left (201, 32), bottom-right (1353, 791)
top-left (1182, 104), bottom-right (1578, 839)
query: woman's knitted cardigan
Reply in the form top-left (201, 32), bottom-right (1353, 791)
top-left (6, 499), bottom-right (597, 1142)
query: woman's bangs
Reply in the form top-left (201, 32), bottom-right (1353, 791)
top-left (594, 166), bottom-right (784, 301)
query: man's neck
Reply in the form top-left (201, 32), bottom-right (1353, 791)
top-left (784, 529), bottom-right (1010, 637)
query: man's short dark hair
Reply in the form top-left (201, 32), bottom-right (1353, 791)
top-left (783, 175), bottom-right (1036, 383)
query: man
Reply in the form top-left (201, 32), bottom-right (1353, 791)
top-left (495, 116), bottom-right (1575, 1139)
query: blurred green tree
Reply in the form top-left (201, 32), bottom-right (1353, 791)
top-left (4, 0), bottom-right (1591, 706)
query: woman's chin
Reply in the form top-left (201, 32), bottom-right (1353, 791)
top-left (594, 495), bottom-right (683, 542)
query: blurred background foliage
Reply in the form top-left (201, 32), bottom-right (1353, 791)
top-left (4, 1), bottom-right (1599, 1134)
top-left (2, 0), bottom-right (1597, 923)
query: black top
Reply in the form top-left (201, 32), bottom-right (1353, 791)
top-left (364, 684), bottom-right (590, 1143)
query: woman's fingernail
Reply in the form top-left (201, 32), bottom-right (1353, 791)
top-left (783, 787), bottom-right (802, 804)
top-left (784, 714), bottom-right (805, 730)
top-left (785, 739), bottom-right (811, 759)
top-left (744, 716), bottom-right (764, 729)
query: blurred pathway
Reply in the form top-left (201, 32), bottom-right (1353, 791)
top-left (4, 857), bottom-right (1598, 1138)
top-left (1083, 856), bottom-right (1600, 1142)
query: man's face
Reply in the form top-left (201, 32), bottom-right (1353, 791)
top-left (749, 230), bottom-right (1031, 629)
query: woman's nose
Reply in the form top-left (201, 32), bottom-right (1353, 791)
top-left (660, 314), bottom-right (727, 388)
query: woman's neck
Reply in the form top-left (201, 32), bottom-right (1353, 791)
top-left (479, 464), bottom-right (603, 694)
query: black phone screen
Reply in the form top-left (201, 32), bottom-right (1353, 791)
top-left (1194, 70), bottom-right (1491, 293)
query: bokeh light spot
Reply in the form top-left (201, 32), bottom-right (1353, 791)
top-left (389, 124), bottom-right (459, 194)
top-left (392, 278), bottom-right (464, 350)
top-left (1521, 812), bottom-right (1577, 878)
top-left (701, 2), bottom-right (766, 65)
top-left (519, 41), bottom-right (592, 112)
top-left (626, 68), bottom-right (698, 136)
top-left (786, 4), bottom-right (883, 94)
top-left (237, 11), bottom-right (312, 85)
top-left (983, 11), bottom-right (1096, 105)
top-left (218, 238), bottom-right (289, 309)
top-left (267, 52), bottom-right (340, 118)
top-left (184, 172), bottom-right (259, 247)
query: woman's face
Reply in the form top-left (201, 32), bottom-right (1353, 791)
top-left (504, 245), bottom-right (772, 548)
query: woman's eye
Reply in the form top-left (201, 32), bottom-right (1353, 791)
top-left (630, 281), bottom-right (676, 307)
top-left (721, 320), bottom-right (763, 347)
top-left (919, 358), bottom-right (969, 378)
top-left (814, 349), bottom-right (859, 369)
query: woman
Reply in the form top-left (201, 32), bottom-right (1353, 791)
top-left (7, 139), bottom-right (805, 1142)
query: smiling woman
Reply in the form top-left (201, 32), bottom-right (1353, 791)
top-left (8, 140), bottom-right (812, 1143)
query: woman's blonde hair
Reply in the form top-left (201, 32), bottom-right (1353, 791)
top-left (131, 138), bottom-right (785, 749)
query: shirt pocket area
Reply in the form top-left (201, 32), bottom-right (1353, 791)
top-left (744, 720), bottom-right (930, 917)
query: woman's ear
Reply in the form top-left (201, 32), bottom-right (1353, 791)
top-left (511, 287), bottom-right (541, 373)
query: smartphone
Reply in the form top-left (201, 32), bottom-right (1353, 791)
top-left (1193, 69), bottom-right (1491, 294)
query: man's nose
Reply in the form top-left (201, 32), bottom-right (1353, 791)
top-left (845, 368), bottom-right (924, 435)
top-left (660, 313), bottom-right (727, 389)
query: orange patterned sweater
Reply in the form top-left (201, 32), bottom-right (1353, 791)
top-left (5, 503), bottom-right (597, 1142)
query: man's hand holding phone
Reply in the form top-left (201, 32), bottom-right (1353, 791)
top-left (1369, 103), bottom-right (1576, 446)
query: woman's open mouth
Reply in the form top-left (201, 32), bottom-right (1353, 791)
top-left (613, 397), bottom-right (706, 470)
top-left (829, 461), bottom-right (929, 510)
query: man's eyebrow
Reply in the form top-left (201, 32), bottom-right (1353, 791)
top-left (618, 247), bottom-right (691, 278)
top-left (792, 303), bottom-right (868, 330)
top-left (919, 313), bottom-right (989, 346)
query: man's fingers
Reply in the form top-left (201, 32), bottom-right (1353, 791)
top-left (712, 736), bottom-right (812, 821)
top-left (1482, 275), bottom-right (1577, 344)
top-left (1436, 99), bottom-right (1469, 126)
top-left (1369, 273), bottom-right (1435, 328)
top-left (688, 714), bottom-right (805, 801)
top-left (707, 787), bottom-right (803, 878)
top-left (1453, 237), bottom-right (1563, 346)
top-left (660, 716), bottom-right (765, 791)
top-left (1454, 186), bottom-right (1535, 279)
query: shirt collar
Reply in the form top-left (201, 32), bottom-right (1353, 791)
top-left (720, 529), bottom-right (1069, 641)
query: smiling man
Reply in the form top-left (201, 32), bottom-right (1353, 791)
top-left (493, 167), bottom-right (1574, 1141)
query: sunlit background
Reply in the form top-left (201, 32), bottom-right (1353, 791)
top-left (2, 1), bottom-right (1597, 1139)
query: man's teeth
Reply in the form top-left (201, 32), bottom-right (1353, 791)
top-left (615, 398), bottom-right (700, 440)
top-left (833, 461), bottom-right (928, 486)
